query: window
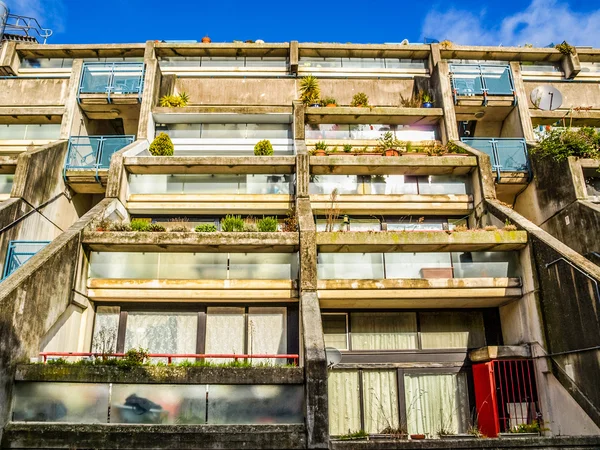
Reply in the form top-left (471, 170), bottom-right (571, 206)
top-left (322, 314), bottom-right (348, 350)
top-left (419, 311), bottom-right (486, 349)
top-left (350, 312), bottom-right (417, 350)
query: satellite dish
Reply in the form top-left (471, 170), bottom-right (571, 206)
top-left (530, 85), bottom-right (563, 111)
top-left (325, 347), bottom-right (342, 368)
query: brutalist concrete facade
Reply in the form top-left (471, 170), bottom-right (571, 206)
top-left (0, 39), bottom-right (598, 449)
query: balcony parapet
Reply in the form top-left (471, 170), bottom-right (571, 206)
top-left (124, 155), bottom-right (296, 174)
top-left (305, 106), bottom-right (443, 125)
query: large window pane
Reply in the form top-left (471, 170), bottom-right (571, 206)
top-left (351, 312), bottom-right (417, 350)
top-left (322, 314), bottom-right (348, 350)
top-left (362, 370), bottom-right (399, 434)
top-left (418, 176), bottom-right (468, 195)
top-left (404, 373), bottom-right (469, 437)
top-left (385, 253), bottom-right (452, 279)
top-left (248, 307), bottom-right (287, 364)
top-left (451, 251), bottom-right (520, 278)
top-left (309, 175), bottom-right (359, 195)
top-left (205, 307), bottom-right (245, 361)
top-left (370, 175), bottom-right (418, 195)
top-left (328, 370), bottom-right (361, 435)
top-left (420, 311), bottom-right (486, 349)
top-left (318, 253), bottom-right (384, 279)
top-left (91, 306), bottom-right (120, 354)
top-left (124, 312), bottom-right (198, 358)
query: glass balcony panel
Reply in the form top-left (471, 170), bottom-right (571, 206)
top-left (79, 63), bottom-right (144, 95)
top-left (387, 218), bottom-right (445, 231)
top-left (461, 138), bottom-right (495, 160)
top-left (385, 58), bottom-right (428, 70)
top-left (205, 307), bottom-right (245, 362)
top-left (3, 241), bottom-right (49, 279)
top-left (351, 312), bottom-right (418, 350)
top-left (111, 384), bottom-right (206, 424)
top-left (315, 219), bottom-right (344, 232)
top-left (164, 124), bottom-right (202, 139)
top-left (420, 311), bottom-right (486, 349)
top-left (495, 140), bottom-right (529, 172)
top-left (201, 57), bottom-right (244, 67)
top-left (328, 370), bottom-right (361, 435)
top-left (349, 219), bottom-right (381, 231)
top-left (404, 373), bottom-right (469, 437)
top-left (158, 253), bottom-right (228, 279)
top-left (245, 57), bottom-right (288, 68)
top-left (89, 252), bottom-right (159, 279)
top-left (300, 57), bottom-right (342, 68)
top-left (200, 123), bottom-right (246, 138)
top-left (0, 174), bottom-right (13, 194)
top-left (305, 124), bottom-right (351, 140)
top-left (0, 124), bottom-right (27, 139)
top-left (309, 175), bottom-right (359, 195)
top-left (362, 370), bottom-right (400, 434)
top-left (350, 124), bottom-right (393, 140)
top-left (91, 306), bottom-right (120, 354)
top-left (451, 251), bottom-right (520, 278)
top-left (417, 175), bottom-right (468, 195)
top-left (385, 252), bottom-right (452, 279)
top-left (246, 174), bottom-right (293, 194)
top-left (342, 57), bottom-right (385, 69)
top-left (159, 57), bottom-right (201, 67)
top-left (12, 382), bottom-right (109, 423)
top-left (318, 253), bottom-right (384, 279)
top-left (370, 175), bottom-right (419, 195)
top-left (228, 253), bottom-right (298, 280)
top-left (80, 71), bottom-right (112, 93)
top-left (23, 124), bottom-right (61, 140)
top-left (20, 58), bottom-right (73, 69)
top-left (245, 123), bottom-right (291, 139)
top-left (124, 312), bottom-right (198, 362)
top-left (452, 73), bottom-right (484, 95)
top-left (481, 65), bottom-right (514, 95)
top-left (66, 136), bottom-right (134, 170)
top-left (247, 307), bottom-right (287, 364)
top-left (207, 385), bottom-right (304, 424)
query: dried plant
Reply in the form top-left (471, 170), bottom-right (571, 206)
top-left (484, 225), bottom-right (498, 231)
top-left (243, 216), bottom-right (258, 232)
top-left (281, 208), bottom-right (298, 232)
top-left (325, 188), bottom-right (340, 232)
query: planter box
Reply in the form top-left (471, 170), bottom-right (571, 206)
top-left (420, 267), bottom-right (454, 278)
top-left (499, 432), bottom-right (540, 438)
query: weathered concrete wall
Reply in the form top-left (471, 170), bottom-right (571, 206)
top-left (0, 199), bottom-right (115, 440)
top-left (317, 79), bottom-right (415, 107)
top-left (524, 81), bottom-right (600, 110)
top-left (2, 423), bottom-right (306, 449)
top-left (0, 78), bottom-right (69, 107)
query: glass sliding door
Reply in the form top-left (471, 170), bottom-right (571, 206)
top-left (328, 370), bottom-right (361, 435)
top-left (247, 307), bottom-right (287, 364)
top-left (362, 370), bottom-right (400, 434)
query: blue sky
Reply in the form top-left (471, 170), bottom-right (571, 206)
top-left (10, 0), bottom-right (600, 47)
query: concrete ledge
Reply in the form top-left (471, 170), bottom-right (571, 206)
top-left (440, 45), bottom-right (563, 62)
top-left (330, 436), bottom-right (600, 449)
top-left (529, 109), bottom-right (600, 127)
top-left (152, 105), bottom-right (293, 121)
top-left (1, 423), bottom-right (306, 449)
top-left (310, 155), bottom-right (476, 175)
top-left (15, 364), bottom-right (303, 385)
top-left (124, 155), bottom-right (296, 174)
top-left (305, 107), bottom-right (442, 125)
top-left (469, 345), bottom-right (531, 363)
top-left (16, 43), bottom-right (146, 59)
top-left (83, 231), bottom-right (300, 252)
top-left (316, 230), bottom-right (527, 252)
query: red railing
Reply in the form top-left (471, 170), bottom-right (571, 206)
top-left (39, 352), bottom-right (299, 365)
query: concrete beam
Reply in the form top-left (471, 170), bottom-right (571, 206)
top-left (154, 42), bottom-right (290, 57)
top-left (296, 154), bottom-right (309, 198)
top-left (469, 345), bottom-right (531, 363)
top-left (138, 42), bottom-right (160, 141)
top-left (305, 107), bottom-right (443, 125)
top-left (124, 155), bottom-right (296, 174)
top-left (0, 42), bottom-right (18, 76)
top-left (59, 59), bottom-right (83, 140)
top-left (290, 41), bottom-right (299, 74)
top-left (293, 101), bottom-right (305, 140)
top-left (561, 52), bottom-right (581, 79)
top-left (440, 45), bottom-right (563, 62)
top-left (298, 43), bottom-right (430, 59)
top-left (300, 292), bottom-right (328, 449)
top-left (16, 43), bottom-right (146, 59)
top-left (105, 141), bottom-right (148, 199)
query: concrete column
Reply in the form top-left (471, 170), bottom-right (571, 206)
top-left (290, 41), bottom-right (299, 75)
top-left (435, 61), bottom-right (459, 143)
top-left (293, 101), bottom-right (305, 142)
top-left (59, 60), bottom-right (84, 140)
top-left (561, 51), bottom-right (581, 79)
top-left (137, 41), bottom-right (160, 142)
top-left (0, 41), bottom-right (18, 76)
top-left (509, 62), bottom-right (536, 141)
top-left (297, 197), bottom-right (316, 291)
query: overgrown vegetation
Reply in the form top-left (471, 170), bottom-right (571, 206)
top-left (149, 132), bottom-right (174, 156)
top-left (195, 223), bottom-right (217, 232)
top-left (321, 97), bottom-right (337, 106)
top-left (377, 132), bottom-right (403, 153)
top-left (159, 92), bottom-right (190, 107)
top-left (338, 430), bottom-right (369, 440)
top-left (350, 92), bottom-right (369, 107)
top-left (533, 127), bottom-right (600, 162)
top-left (281, 209), bottom-right (298, 232)
top-left (299, 75), bottom-right (320, 105)
top-left (130, 218), bottom-right (151, 231)
top-left (257, 216), bottom-right (278, 232)
top-left (555, 41), bottom-right (575, 55)
top-left (510, 420), bottom-right (544, 434)
top-left (254, 139), bottom-right (274, 156)
top-left (147, 223), bottom-right (166, 232)
top-left (221, 214), bottom-right (245, 232)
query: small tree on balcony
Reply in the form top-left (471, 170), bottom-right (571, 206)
top-left (254, 139), bottom-right (274, 156)
top-left (149, 132), bottom-right (174, 156)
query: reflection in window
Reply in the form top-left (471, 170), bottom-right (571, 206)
top-left (305, 124), bottom-right (435, 141)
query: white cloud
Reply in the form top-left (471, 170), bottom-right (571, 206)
top-left (9, 0), bottom-right (66, 35)
top-left (422, 0), bottom-right (600, 47)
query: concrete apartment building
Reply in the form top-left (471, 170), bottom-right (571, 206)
top-left (0, 21), bottom-right (600, 450)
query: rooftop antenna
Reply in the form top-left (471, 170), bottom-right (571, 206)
top-left (530, 85), bottom-right (563, 111)
top-left (0, 0), bottom-right (53, 44)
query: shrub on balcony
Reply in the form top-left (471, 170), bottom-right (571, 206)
top-left (300, 75), bottom-right (320, 106)
top-left (343, 144), bottom-right (353, 153)
top-left (254, 139), bottom-right (274, 156)
top-left (321, 97), bottom-right (337, 107)
top-left (130, 219), bottom-right (150, 231)
top-left (281, 208), bottom-right (298, 232)
top-left (195, 224), bottom-right (217, 232)
top-left (243, 216), bottom-right (258, 232)
top-left (147, 223), bottom-right (167, 232)
top-left (221, 214), bottom-right (244, 232)
top-left (533, 127), bottom-right (600, 162)
top-left (108, 221), bottom-right (132, 232)
top-left (149, 133), bottom-right (174, 156)
top-left (377, 132), bottom-right (404, 156)
top-left (159, 92), bottom-right (190, 107)
top-left (351, 92), bottom-right (369, 107)
top-left (258, 216), bottom-right (278, 232)
top-left (555, 41), bottom-right (575, 55)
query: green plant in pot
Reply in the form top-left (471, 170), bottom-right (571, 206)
top-left (321, 97), bottom-right (337, 107)
top-left (343, 143), bottom-right (353, 154)
top-left (351, 92), bottom-right (369, 107)
top-left (314, 141), bottom-right (328, 156)
top-left (377, 132), bottom-right (403, 156)
top-left (420, 89), bottom-right (434, 108)
top-left (300, 75), bottom-right (321, 106)
top-left (149, 133), bottom-right (174, 156)
top-left (254, 139), bottom-right (274, 156)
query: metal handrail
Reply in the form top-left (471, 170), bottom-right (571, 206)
top-left (78, 62), bottom-right (145, 103)
top-left (2, 240), bottom-right (50, 280)
top-left (462, 137), bottom-right (530, 183)
top-left (40, 351), bottom-right (300, 365)
top-left (450, 64), bottom-right (516, 105)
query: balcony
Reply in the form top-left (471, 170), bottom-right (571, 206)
top-left (78, 62), bottom-right (145, 104)
top-left (2, 241), bottom-right (49, 280)
top-left (0, 124), bottom-right (61, 155)
top-left (450, 64), bottom-right (516, 106)
top-left (316, 251), bottom-right (522, 308)
top-left (63, 135), bottom-right (135, 193)
top-left (462, 138), bottom-right (531, 184)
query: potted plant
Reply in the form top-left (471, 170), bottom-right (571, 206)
top-left (410, 434), bottom-right (426, 440)
top-left (202, 36), bottom-right (211, 43)
top-left (300, 75), bottom-right (321, 107)
top-left (321, 97), bottom-right (337, 107)
top-left (377, 132), bottom-right (403, 157)
top-left (254, 139), bottom-right (274, 156)
top-left (351, 92), bottom-right (369, 107)
top-left (314, 141), bottom-right (327, 156)
top-left (421, 90), bottom-right (434, 108)
top-left (343, 143), bottom-right (353, 154)
top-left (149, 133), bottom-right (174, 156)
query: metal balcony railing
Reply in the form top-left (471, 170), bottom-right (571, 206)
top-left (450, 64), bottom-right (515, 105)
top-left (2, 240), bottom-right (49, 280)
top-left (78, 62), bottom-right (145, 102)
top-left (64, 135), bottom-right (135, 182)
top-left (462, 138), bottom-right (530, 182)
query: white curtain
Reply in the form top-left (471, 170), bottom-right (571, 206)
top-left (362, 370), bottom-right (400, 433)
top-left (404, 373), bottom-right (469, 437)
top-left (205, 307), bottom-right (245, 362)
top-left (91, 306), bottom-right (120, 354)
top-left (328, 370), bottom-right (361, 435)
top-left (351, 312), bottom-right (417, 350)
top-left (419, 311), bottom-right (486, 349)
top-left (322, 314), bottom-right (348, 350)
top-left (247, 307), bottom-right (287, 365)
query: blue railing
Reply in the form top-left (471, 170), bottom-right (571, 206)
top-left (64, 135), bottom-right (135, 183)
top-left (450, 64), bottom-right (515, 104)
top-left (462, 138), bottom-right (530, 182)
top-left (2, 241), bottom-right (49, 280)
top-left (78, 62), bottom-right (145, 102)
